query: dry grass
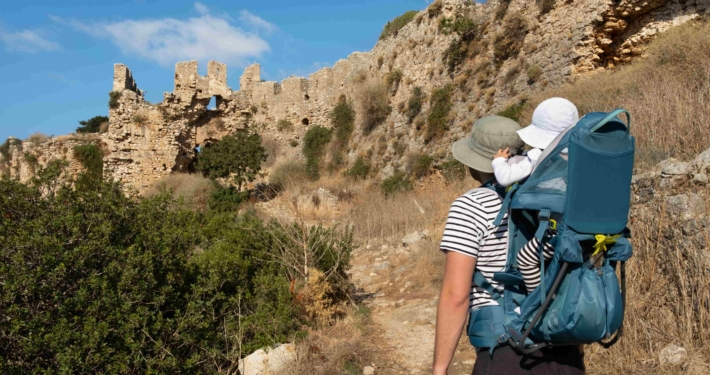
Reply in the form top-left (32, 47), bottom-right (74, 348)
top-left (143, 173), bottom-right (214, 211)
top-left (285, 307), bottom-right (374, 375)
top-left (262, 137), bottom-right (281, 168)
top-left (26, 132), bottom-right (49, 147)
top-left (357, 81), bottom-right (391, 135)
top-left (521, 20), bottom-right (710, 169)
top-left (584, 184), bottom-right (710, 374)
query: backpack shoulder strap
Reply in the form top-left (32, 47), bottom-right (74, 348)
top-left (474, 270), bottom-right (502, 301)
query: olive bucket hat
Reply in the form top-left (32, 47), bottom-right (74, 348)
top-left (451, 115), bottom-right (524, 173)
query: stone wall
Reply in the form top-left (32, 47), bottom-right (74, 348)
top-left (2, 0), bottom-right (707, 191)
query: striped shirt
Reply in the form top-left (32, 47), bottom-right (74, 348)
top-left (518, 237), bottom-right (555, 291)
top-left (440, 188), bottom-right (508, 311)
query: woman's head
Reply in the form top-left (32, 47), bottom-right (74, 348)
top-left (517, 97), bottom-right (579, 150)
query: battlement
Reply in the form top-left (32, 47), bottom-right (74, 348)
top-left (172, 60), bottom-right (232, 103)
top-left (113, 64), bottom-right (138, 92)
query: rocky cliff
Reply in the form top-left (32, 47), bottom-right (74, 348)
top-left (1, 0), bottom-right (707, 190)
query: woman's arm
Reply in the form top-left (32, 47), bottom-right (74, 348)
top-left (433, 252), bottom-right (477, 375)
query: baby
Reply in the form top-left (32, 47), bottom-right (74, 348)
top-left (492, 97), bottom-right (579, 187)
top-left (494, 98), bottom-right (579, 292)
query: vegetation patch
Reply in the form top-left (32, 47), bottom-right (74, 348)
top-left (358, 83), bottom-right (391, 135)
top-left (269, 161), bottom-right (309, 189)
top-left (411, 154), bottom-right (434, 179)
top-left (108, 91), bottom-right (121, 109)
top-left (425, 84), bottom-right (454, 143)
top-left (26, 132), bottom-right (49, 147)
top-left (441, 158), bottom-right (467, 182)
top-left (385, 69), bottom-right (403, 93)
top-left (526, 64), bottom-right (543, 83)
top-left (0, 139), bottom-right (10, 161)
top-left (303, 125), bottom-right (333, 180)
top-left (76, 116), bottom-right (109, 134)
top-left (380, 170), bottom-right (413, 197)
top-left (493, 12), bottom-right (529, 66)
top-left (73, 143), bottom-right (103, 182)
top-left (379, 10), bottom-right (418, 40)
top-left (330, 101), bottom-right (356, 159)
top-left (345, 157), bottom-right (371, 180)
top-left (427, 0), bottom-right (443, 18)
top-left (198, 130), bottom-right (266, 191)
top-left (440, 14), bottom-right (479, 73)
top-left (407, 87), bottom-right (424, 124)
top-left (495, 0), bottom-right (511, 20)
top-left (497, 99), bottom-right (528, 122)
top-left (277, 119), bottom-right (294, 132)
top-left (537, 0), bottom-right (555, 14)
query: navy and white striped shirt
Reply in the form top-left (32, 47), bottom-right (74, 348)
top-left (439, 188), bottom-right (508, 311)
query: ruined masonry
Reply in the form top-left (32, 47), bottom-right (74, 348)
top-left (1, 0), bottom-right (707, 191)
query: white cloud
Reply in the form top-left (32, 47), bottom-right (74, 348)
top-left (0, 28), bottom-right (61, 53)
top-left (239, 10), bottom-right (278, 35)
top-left (53, 3), bottom-right (272, 67)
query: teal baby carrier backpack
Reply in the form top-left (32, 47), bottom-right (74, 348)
top-left (468, 109), bottom-right (635, 355)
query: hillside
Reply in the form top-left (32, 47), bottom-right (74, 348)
top-left (1, 0), bottom-right (710, 374)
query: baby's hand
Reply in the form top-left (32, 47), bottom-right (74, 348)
top-left (493, 148), bottom-right (511, 159)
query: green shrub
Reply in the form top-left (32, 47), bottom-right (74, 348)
top-left (407, 87), bottom-right (424, 123)
top-left (425, 84), bottom-right (454, 143)
top-left (269, 161), bottom-right (308, 189)
top-left (493, 12), bottom-right (528, 65)
top-left (277, 119), bottom-right (294, 132)
top-left (359, 83), bottom-right (391, 134)
top-left (330, 101), bottom-right (356, 151)
top-left (0, 139), bottom-right (11, 161)
top-left (411, 154), bottom-right (434, 178)
top-left (428, 0), bottom-right (443, 18)
top-left (345, 157), bottom-right (371, 180)
top-left (108, 91), bottom-right (121, 109)
top-left (303, 125), bottom-right (333, 180)
top-left (198, 130), bottom-right (266, 190)
top-left (250, 105), bottom-right (259, 114)
top-left (440, 15), bottom-right (478, 73)
top-left (208, 184), bottom-right (249, 212)
top-left (289, 139), bottom-right (299, 147)
top-left (77, 115), bottom-right (109, 134)
top-left (379, 10), bottom-right (418, 40)
top-left (380, 170), bottom-right (412, 196)
top-left (0, 174), bottom-right (354, 373)
top-left (385, 69), bottom-right (403, 92)
top-left (441, 158), bottom-right (467, 182)
top-left (526, 64), bottom-right (543, 83)
top-left (73, 143), bottom-right (103, 182)
top-left (497, 99), bottom-right (528, 122)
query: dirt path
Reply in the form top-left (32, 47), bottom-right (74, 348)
top-left (349, 244), bottom-right (477, 374)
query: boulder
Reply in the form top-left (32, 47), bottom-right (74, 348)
top-left (238, 343), bottom-right (296, 375)
top-left (402, 231), bottom-right (426, 247)
top-left (660, 159), bottom-right (689, 177)
top-left (665, 193), bottom-right (705, 219)
top-left (695, 147), bottom-right (710, 166)
top-left (363, 365), bottom-right (375, 375)
top-left (660, 344), bottom-right (687, 365)
top-left (693, 173), bottom-right (708, 185)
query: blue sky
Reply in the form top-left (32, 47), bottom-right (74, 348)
top-left (1, 0), bottom-right (486, 141)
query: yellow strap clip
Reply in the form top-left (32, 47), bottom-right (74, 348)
top-left (592, 234), bottom-right (621, 256)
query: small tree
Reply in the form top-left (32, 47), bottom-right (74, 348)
top-left (302, 125), bottom-right (332, 181)
top-left (76, 116), bottom-right (109, 134)
top-left (198, 131), bottom-right (266, 191)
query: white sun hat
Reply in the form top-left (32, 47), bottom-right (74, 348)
top-left (517, 97), bottom-right (579, 150)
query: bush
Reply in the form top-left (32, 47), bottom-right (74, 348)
top-left (208, 184), bottom-right (249, 212)
top-left (427, 0), bottom-right (443, 18)
top-left (441, 158), bottom-right (467, 182)
top-left (303, 125), bottom-right (333, 181)
top-left (358, 83), bottom-right (391, 134)
top-left (345, 157), bottom-right (371, 180)
top-left (73, 143), bottom-right (103, 182)
top-left (0, 139), bottom-right (10, 161)
top-left (250, 105), bottom-right (259, 114)
top-left (198, 130), bottom-right (266, 190)
top-left (269, 161), bottom-right (309, 189)
top-left (425, 84), bottom-right (454, 143)
top-left (407, 87), bottom-right (424, 123)
top-left (493, 12), bottom-right (528, 65)
top-left (380, 170), bottom-right (413, 197)
top-left (497, 99), bottom-right (528, 122)
top-left (262, 137), bottom-right (280, 168)
top-left (379, 10), bottom-right (418, 40)
top-left (440, 14), bottom-right (478, 73)
top-left (144, 173), bottom-right (215, 212)
top-left (77, 115), bottom-right (109, 134)
top-left (495, 0), bottom-right (511, 20)
top-left (108, 91), bottom-right (121, 109)
top-left (411, 154), bottom-right (434, 178)
top-left (277, 119), bottom-right (294, 132)
top-left (385, 69), bottom-right (403, 93)
top-left (0, 174), bottom-right (354, 373)
top-left (330, 101), bottom-right (356, 151)
top-left (132, 113), bottom-right (148, 126)
top-left (289, 139), bottom-right (299, 147)
top-left (526, 64), bottom-right (543, 83)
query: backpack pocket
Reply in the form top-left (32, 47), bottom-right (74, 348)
top-left (531, 261), bottom-right (623, 343)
